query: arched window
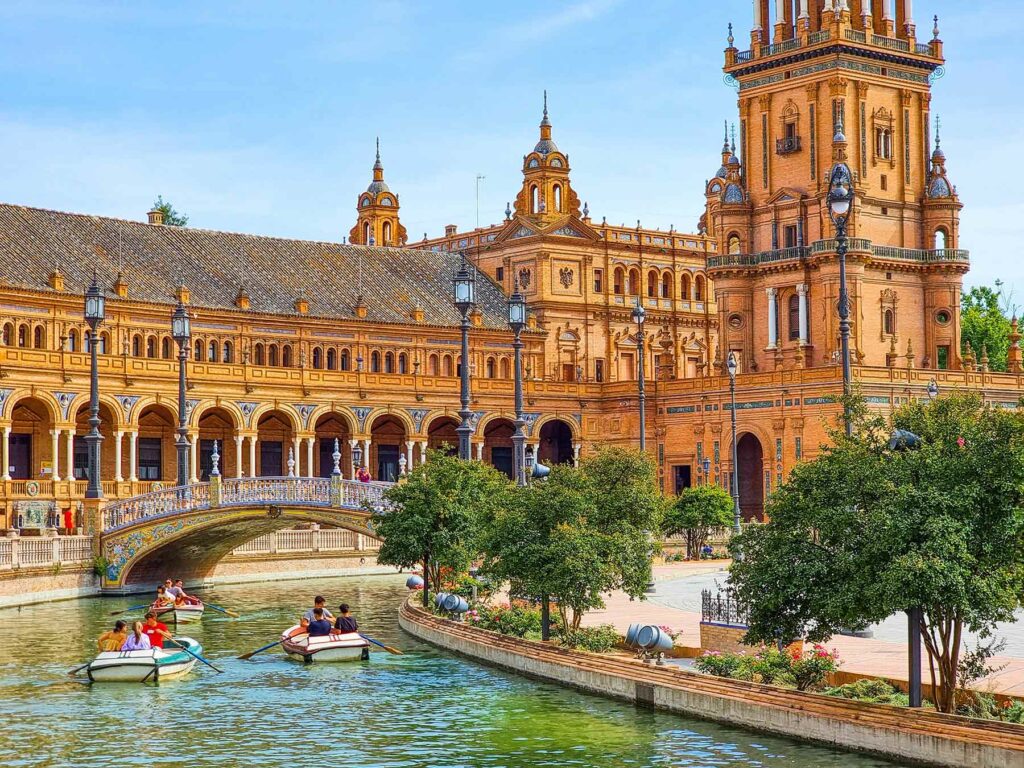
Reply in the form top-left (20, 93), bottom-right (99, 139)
top-left (486, 357), bottom-right (496, 378)
top-left (326, 348), bottom-right (337, 370)
top-left (193, 339), bottom-right (203, 361)
top-left (268, 344), bottom-right (279, 367)
top-left (553, 184), bottom-right (562, 212)
top-left (384, 351), bottom-right (394, 373)
top-left (340, 349), bottom-right (350, 371)
top-left (442, 354), bottom-right (453, 377)
top-left (144, 336), bottom-right (155, 358)
top-left (208, 341), bottom-right (218, 362)
top-left (223, 341), bottom-right (233, 363)
top-left (398, 352), bottom-right (408, 374)
top-left (661, 272), bottom-right (671, 299)
top-left (132, 335), bottom-right (141, 357)
top-left (613, 267), bottom-right (625, 295)
top-left (371, 351), bottom-right (381, 372)
top-left (788, 294), bottom-right (801, 341)
top-left (695, 275), bottom-right (706, 302)
top-left (884, 308), bottom-right (895, 335)
top-left (363, 222), bottom-right (371, 244)
top-left (161, 337), bottom-right (172, 359)
top-left (530, 185), bottom-right (539, 213)
top-left (647, 269), bottom-right (658, 298)
top-left (628, 269), bottom-right (640, 296)
top-left (282, 345), bottom-right (293, 367)
top-left (500, 358), bottom-right (510, 378)
top-left (84, 330), bottom-right (92, 353)
top-left (1, 322), bottom-right (12, 345)
top-left (312, 347), bottom-right (323, 369)
top-left (99, 331), bottom-right (110, 354)
top-left (382, 221), bottom-right (392, 245)
top-left (68, 329), bottom-right (79, 352)
top-left (254, 343), bottom-right (265, 366)
top-left (428, 353), bottom-right (439, 375)
top-left (17, 324), bottom-right (27, 347)
top-left (727, 234), bottom-right (741, 254)
top-left (681, 273), bottom-right (692, 300)
top-left (933, 228), bottom-right (948, 250)
top-left (33, 326), bottom-right (44, 348)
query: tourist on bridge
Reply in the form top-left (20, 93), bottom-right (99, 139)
top-left (120, 622), bottom-right (151, 651)
top-left (303, 596), bottom-right (334, 622)
top-left (334, 604), bottom-right (358, 634)
top-left (141, 611), bottom-right (171, 650)
top-left (307, 608), bottom-right (333, 638)
top-left (356, 466), bottom-right (371, 483)
top-left (97, 620), bottom-right (128, 652)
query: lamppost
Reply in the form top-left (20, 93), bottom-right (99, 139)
top-left (453, 253), bottom-right (475, 461)
top-left (727, 351), bottom-right (741, 534)
top-left (171, 300), bottom-right (192, 488)
top-left (353, 443), bottom-right (363, 478)
top-left (84, 274), bottom-right (105, 500)
top-left (508, 279), bottom-right (528, 486)
top-left (702, 457), bottom-right (711, 486)
top-left (828, 135), bottom-right (855, 438)
top-left (632, 299), bottom-right (646, 452)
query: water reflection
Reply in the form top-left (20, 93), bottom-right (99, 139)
top-left (0, 574), bottom-right (904, 768)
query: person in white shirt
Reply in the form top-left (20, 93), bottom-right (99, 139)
top-left (302, 596), bottom-right (334, 622)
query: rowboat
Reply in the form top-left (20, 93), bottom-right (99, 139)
top-left (152, 601), bottom-right (205, 624)
top-left (86, 637), bottom-right (202, 683)
top-left (280, 625), bottom-right (370, 663)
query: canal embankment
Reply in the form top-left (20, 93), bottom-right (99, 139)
top-left (399, 597), bottom-right (1024, 768)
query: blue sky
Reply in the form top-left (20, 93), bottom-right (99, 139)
top-left (0, 1), bottom-right (1020, 304)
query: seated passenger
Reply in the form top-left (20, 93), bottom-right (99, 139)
top-left (287, 617), bottom-right (310, 638)
top-left (302, 596), bottom-right (334, 622)
top-left (97, 620), bottom-right (129, 652)
top-left (333, 603), bottom-right (358, 635)
top-left (173, 579), bottom-right (200, 605)
top-left (307, 608), bottom-right (333, 638)
top-left (154, 585), bottom-right (175, 608)
top-left (121, 622), bottom-right (152, 651)
top-left (141, 611), bottom-right (171, 650)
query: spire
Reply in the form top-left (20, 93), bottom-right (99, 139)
top-left (727, 22), bottom-right (734, 47)
top-left (722, 120), bottom-right (730, 153)
top-left (933, 14), bottom-right (940, 40)
top-left (373, 136), bottom-right (382, 171)
top-left (541, 89), bottom-right (550, 128)
top-left (730, 123), bottom-right (737, 155)
top-left (533, 91), bottom-right (559, 155)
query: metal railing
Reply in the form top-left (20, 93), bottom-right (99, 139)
top-left (871, 245), bottom-right (970, 264)
top-left (871, 34), bottom-right (909, 52)
top-left (736, 49), bottom-right (753, 63)
top-left (808, 29), bottom-right (831, 45)
top-left (916, 42), bottom-right (933, 55)
top-left (810, 237), bottom-right (873, 254)
top-left (701, 588), bottom-right (749, 627)
top-left (709, 246), bottom-right (809, 269)
top-left (844, 28), bottom-right (867, 43)
top-left (760, 37), bottom-right (801, 57)
top-left (776, 136), bottom-right (802, 154)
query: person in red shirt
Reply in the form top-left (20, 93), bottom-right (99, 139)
top-left (141, 611), bottom-right (171, 651)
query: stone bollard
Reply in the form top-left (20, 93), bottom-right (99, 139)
top-left (330, 474), bottom-right (342, 507)
top-left (209, 474), bottom-right (222, 507)
top-left (82, 498), bottom-right (103, 557)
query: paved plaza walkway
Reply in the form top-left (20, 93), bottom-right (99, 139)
top-left (578, 560), bottom-right (1024, 697)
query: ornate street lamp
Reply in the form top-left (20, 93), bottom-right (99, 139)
top-left (352, 442), bottom-right (363, 478)
top-left (84, 273), bottom-right (105, 500)
top-left (631, 299), bottom-right (647, 452)
top-left (927, 379), bottom-right (939, 400)
top-left (727, 351), bottom-right (741, 535)
top-left (702, 457), bottom-right (711, 486)
top-left (171, 300), bottom-right (192, 487)
top-left (453, 253), bottom-right (475, 461)
top-left (828, 125), bottom-right (855, 438)
top-left (508, 279), bottom-right (527, 486)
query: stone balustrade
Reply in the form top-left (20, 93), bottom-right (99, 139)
top-left (0, 534), bottom-right (94, 570)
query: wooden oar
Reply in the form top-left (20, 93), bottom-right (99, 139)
top-left (203, 602), bottom-right (240, 618)
top-left (163, 635), bottom-right (223, 673)
top-left (66, 661), bottom-right (92, 677)
top-left (359, 633), bottom-right (403, 655)
top-left (238, 630), bottom-right (308, 660)
top-left (108, 603), bottom-right (149, 616)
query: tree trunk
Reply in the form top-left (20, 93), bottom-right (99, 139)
top-left (922, 608), bottom-right (963, 713)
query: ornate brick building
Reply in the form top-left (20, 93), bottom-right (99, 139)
top-left (0, 0), bottom-right (1020, 532)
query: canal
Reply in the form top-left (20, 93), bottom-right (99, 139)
top-left (0, 574), bottom-right (906, 767)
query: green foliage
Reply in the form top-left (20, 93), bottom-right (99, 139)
top-left (466, 603), bottom-right (542, 638)
top-left (693, 651), bottom-right (747, 678)
top-left (747, 646), bottom-right (793, 685)
top-left (694, 645), bottom-right (838, 691)
top-left (152, 195), bottom-right (189, 227)
top-left (92, 555), bottom-right (109, 578)
top-left (662, 484), bottom-right (734, 557)
top-left (789, 644), bottom-right (840, 691)
top-left (374, 450), bottom-right (511, 596)
top-left (450, 574), bottom-right (490, 599)
top-left (481, 446), bottom-right (664, 630)
top-left (823, 679), bottom-right (911, 707)
top-left (729, 392), bottom-right (1024, 712)
top-left (558, 623), bottom-right (621, 653)
top-left (961, 283), bottom-right (1013, 371)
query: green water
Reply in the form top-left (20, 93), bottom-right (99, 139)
top-left (0, 575), bottom-right (906, 768)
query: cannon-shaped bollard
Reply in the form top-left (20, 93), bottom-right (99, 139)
top-left (406, 574), bottom-right (424, 590)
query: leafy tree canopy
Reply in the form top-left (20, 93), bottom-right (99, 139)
top-left (662, 484), bottom-right (734, 557)
top-left (152, 195), bottom-right (189, 227)
top-left (961, 282), bottom-right (1014, 371)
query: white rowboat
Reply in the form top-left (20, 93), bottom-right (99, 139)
top-left (280, 625), bottom-right (370, 663)
top-left (86, 637), bottom-right (202, 683)
top-left (152, 601), bottom-right (205, 624)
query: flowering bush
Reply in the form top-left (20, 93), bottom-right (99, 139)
top-left (748, 646), bottom-right (793, 685)
top-left (790, 644), bottom-right (840, 691)
top-left (658, 625), bottom-right (683, 641)
top-left (466, 603), bottom-right (541, 638)
top-left (693, 650), bottom-right (747, 678)
top-left (558, 624), bottom-right (620, 653)
top-left (693, 644), bottom-right (840, 691)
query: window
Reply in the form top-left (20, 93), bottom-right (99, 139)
top-left (661, 273), bottom-right (671, 299)
top-left (499, 358), bottom-right (510, 378)
top-left (399, 353), bottom-right (408, 374)
top-left (880, 175), bottom-right (888, 191)
top-left (208, 341), bottom-right (218, 362)
top-left (326, 348), bottom-right (336, 369)
top-left (593, 269), bottom-right (603, 293)
top-left (933, 229), bottom-right (948, 250)
top-left (486, 357), bottom-right (496, 378)
top-left (254, 343), bottom-right (265, 366)
top-left (553, 184), bottom-right (562, 212)
top-left (340, 349), bottom-right (350, 370)
top-left (496, 266), bottom-right (504, 282)
top-left (595, 358), bottom-right (605, 383)
top-left (312, 348), bottom-right (323, 369)
top-left (875, 128), bottom-right (892, 160)
top-left (382, 221), bottom-right (392, 245)
top-left (223, 341), bottom-right (233, 363)
top-left (613, 267), bottom-right (624, 295)
top-left (33, 326), bottom-right (44, 348)
top-left (443, 355), bottom-right (453, 377)
top-left (530, 186), bottom-right (539, 213)
top-left (282, 345), bottom-right (293, 367)
top-left (138, 438), bottom-right (162, 480)
top-left (788, 294), bottom-right (801, 341)
top-left (132, 335), bottom-right (141, 356)
top-left (681, 273), bottom-right (692, 300)
top-left (673, 466), bottom-right (692, 495)
top-left (628, 269), bottom-right (640, 296)
top-left (371, 351), bottom-right (381, 372)
top-left (384, 351), bottom-right (394, 373)
top-left (647, 270), bottom-right (658, 298)
top-left (99, 332), bottom-right (110, 354)
top-left (937, 345), bottom-right (950, 370)
top-left (883, 308), bottom-right (895, 335)
top-left (694, 275), bottom-right (706, 302)
top-left (73, 435), bottom-right (88, 480)
top-left (428, 354), bottom-right (438, 375)
top-left (783, 225), bottom-right (798, 249)
top-left (17, 324), bottom-right (27, 347)
top-left (162, 338), bottom-right (172, 359)
top-left (268, 344), bottom-right (279, 366)
top-left (193, 339), bottom-right (203, 361)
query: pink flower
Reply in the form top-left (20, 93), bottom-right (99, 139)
top-left (957, 436), bottom-right (966, 448)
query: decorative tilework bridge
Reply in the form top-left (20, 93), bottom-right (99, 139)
top-left (95, 475), bottom-right (392, 591)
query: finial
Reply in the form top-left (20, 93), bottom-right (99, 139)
top-left (834, 111), bottom-right (846, 143)
top-left (582, 201), bottom-right (589, 218)
top-left (934, 114), bottom-right (941, 149)
top-left (541, 90), bottom-right (550, 127)
top-left (933, 14), bottom-right (939, 40)
top-left (210, 440), bottom-right (220, 477)
top-left (332, 439), bottom-right (342, 476)
top-left (730, 123), bottom-right (737, 153)
top-left (727, 22), bottom-right (734, 46)
top-left (373, 136), bottom-right (382, 170)
top-left (722, 120), bottom-right (729, 151)
top-left (505, 201), bottom-right (512, 221)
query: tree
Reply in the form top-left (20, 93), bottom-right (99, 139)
top-left (373, 450), bottom-right (511, 606)
top-left (662, 485), bottom-right (734, 558)
top-left (152, 195), bottom-right (189, 227)
top-left (961, 282), bottom-right (1013, 371)
top-left (481, 446), bottom-right (664, 631)
top-left (729, 393), bottom-right (1024, 712)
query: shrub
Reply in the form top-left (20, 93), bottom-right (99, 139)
top-left (824, 679), bottom-right (911, 706)
top-left (749, 646), bottom-right (792, 685)
top-left (466, 603), bottom-right (541, 638)
top-left (558, 623), bottom-right (620, 653)
top-left (450, 574), bottom-right (490, 599)
top-left (790, 644), bottom-right (840, 691)
top-left (694, 650), bottom-right (747, 678)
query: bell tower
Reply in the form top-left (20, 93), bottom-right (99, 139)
top-left (350, 139), bottom-right (407, 247)
top-left (707, 2), bottom-right (965, 374)
top-left (513, 93), bottom-right (581, 224)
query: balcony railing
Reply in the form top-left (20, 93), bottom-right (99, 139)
top-left (229, 527), bottom-right (382, 556)
top-left (871, 245), bottom-right (970, 264)
top-left (708, 246), bottom-right (808, 269)
top-left (776, 136), bottom-right (802, 155)
top-left (759, 37), bottom-right (801, 57)
top-left (736, 49), bottom-right (753, 63)
top-left (807, 29), bottom-right (831, 45)
top-left (710, 241), bottom-right (969, 271)
top-left (810, 238), bottom-right (873, 254)
top-left (871, 34), bottom-right (909, 52)
top-left (844, 28), bottom-right (867, 43)
top-left (916, 42), bottom-right (933, 55)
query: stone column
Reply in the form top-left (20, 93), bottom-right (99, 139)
top-left (573, 443), bottom-right (581, 467)
top-left (405, 441), bottom-right (414, 472)
top-left (1, 426), bottom-right (11, 481)
top-left (797, 283), bottom-right (809, 344)
top-left (234, 435), bottom-right (244, 478)
top-left (189, 433), bottom-right (199, 483)
top-left (753, 0), bottom-right (763, 31)
top-left (362, 438), bottom-right (371, 475)
top-left (292, 437), bottom-right (301, 476)
top-left (418, 440), bottom-right (428, 467)
top-left (65, 429), bottom-right (74, 482)
top-left (128, 431), bottom-right (138, 482)
top-left (248, 435), bottom-right (258, 478)
top-left (305, 437), bottom-right (315, 478)
top-left (474, 442), bottom-right (483, 461)
top-left (766, 287), bottom-right (778, 348)
top-left (348, 439), bottom-right (359, 479)
top-left (51, 429), bottom-right (61, 482)
top-left (798, 0), bottom-right (809, 18)
top-left (113, 431), bottom-right (123, 482)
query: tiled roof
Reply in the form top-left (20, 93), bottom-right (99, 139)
top-left (0, 202), bottom-right (511, 329)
